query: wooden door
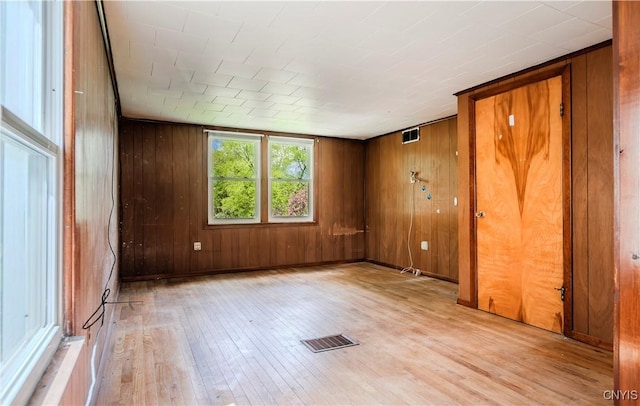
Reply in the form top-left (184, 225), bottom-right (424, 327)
top-left (475, 76), bottom-right (564, 333)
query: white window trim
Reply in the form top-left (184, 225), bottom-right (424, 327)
top-left (0, 112), bottom-right (62, 406)
top-left (267, 136), bottom-right (314, 223)
top-left (207, 131), bottom-right (262, 225)
top-left (0, 1), bottom-right (63, 404)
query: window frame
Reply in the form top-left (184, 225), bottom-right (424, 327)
top-left (0, 1), bottom-right (63, 404)
top-left (204, 130), bottom-right (317, 227)
top-left (207, 131), bottom-right (262, 225)
top-left (267, 136), bottom-right (315, 223)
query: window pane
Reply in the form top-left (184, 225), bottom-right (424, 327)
top-left (0, 1), bottom-right (44, 132)
top-left (270, 143), bottom-right (310, 180)
top-left (271, 181), bottom-right (309, 217)
top-left (212, 180), bottom-right (257, 219)
top-left (211, 138), bottom-right (257, 178)
top-left (1, 137), bottom-right (50, 375)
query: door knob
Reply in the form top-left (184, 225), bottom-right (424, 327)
top-left (475, 211), bottom-right (486, 218)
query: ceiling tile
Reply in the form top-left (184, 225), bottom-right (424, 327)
top-left (216, 61), bottom-right (262, 80)
top-left (556, 27), bottom-right (611, 50)
top-left (529, 17), bottom-right (603, 45)
top-left (193, 72), bottom-right (233, 87)
top-left (223, 105), bottom-right (253, 115)
top-left (243, 100), bottom-right (275, 109)
top-left (565, 1), bottom-right (612, 23)
top-left (176, 93), bottom-right (218, 104)
top-left (227, 77), bottom-right (269, 92)
top-left (314, 21), bottom-right (376, 48)
top-left (246, 50), bottom-right (294, 71)
top-left (232, 26), bottom-right (289, 50)
top-left (357, 27), bottom-right (416, 55)
top-left (362, 2), bottom-right (436, 32)
top-left (155, 28), bottom-right (207, 54)
top-left (195, 101), bottom-right (226, 111)
top-left (175, 52), bottom-right (222, 72)
top-left (271, 104), bottom-right (299, 112)
top-left (151, 64), bottom-right (194, 82)
top-left (275, 111), bottom-right (302, 120)
top-left (261, 82), bottom-right (299, 96)
top-left (255, 68), bottom-right (297, 84)
top-left (168, 78), bottom-right (207, 94)
top-left (130, 42), bottom-right (178, 66)
top-left (204, 86), bottom-right (241, 98)
top-left (462, 1), bottom-right (540, 28)
top-left (127, 2), bottom-right (188, 32)
top-left (237, 90), bottom-right (271, 101)
top-left (249, 109), bottom-right (279, 118)
top-left (213, 96), bottom-right (246, 106)
top-left (295, 98), bottom-right (324, 108)
top-left (267, 94), bottom-right (300, 104)
top-left (541, 1), bottom-right (583, 12)
top-left (148, 88), bottom-right (184, 99)
top-left (182, 12), bottom-right (242, 44)
top-left (173, 1), bottom-right (221, 17)
top-left (163, 97), bottom-right (197, 109)
top-left (203, 42), bottom-right (254, 64)
top-left (217, 1), bottom-right (284, 28)
top-left (500, 5), bottom-right (573, 37)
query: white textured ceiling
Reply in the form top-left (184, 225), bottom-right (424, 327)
top-left (103, 1), bottom-right (612, 139)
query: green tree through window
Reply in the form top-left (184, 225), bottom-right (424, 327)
top-left (269, 141), bottom-right (312, 218)
top-left (209, 134), bottom-right (261, 223)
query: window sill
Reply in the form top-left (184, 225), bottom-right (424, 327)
top-left (28, 336), bottom-right (85, 405)
top-left (204, 220), bottom-right (318, 230)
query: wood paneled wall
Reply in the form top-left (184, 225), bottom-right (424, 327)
top-left (119, 120), bottom-right (365, 280)
top-left (456, 43), bottom-right (614, 346)
top-left (364, 118), bottom-right (458, 281)
top-left (613, 0), bottom-right (640, 399)
top-left (61, 0), bottom-right (119, 404)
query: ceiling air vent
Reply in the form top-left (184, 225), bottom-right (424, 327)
top-left (402, 127), bottom-right (420, 144)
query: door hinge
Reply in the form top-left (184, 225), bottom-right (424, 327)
top-left (560, 103), bottom-right (564, 117)
top-left (555, 286), bottom-right (566, 301)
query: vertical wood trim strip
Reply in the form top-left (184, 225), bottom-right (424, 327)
top-left (63, 0), bottom-right (76, 336)
top-left (468, 99), bottom-right (478, 308)
top-left (561, 66), bottom-right (574, 336)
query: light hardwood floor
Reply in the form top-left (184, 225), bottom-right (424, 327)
top-left (95, 263), bottom-right (613, 405)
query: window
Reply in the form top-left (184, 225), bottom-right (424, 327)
top-left (208, 132), bottom-right (261, 224)
top-left (206, 131), bottom-right (315, 225)
top-left (0, 1), bottom-right (63, 404)
top-left (268, 137), bottom-right (314, 222)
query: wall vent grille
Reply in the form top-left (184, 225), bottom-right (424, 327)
top-left (402, 127), bottom-right (420, 144)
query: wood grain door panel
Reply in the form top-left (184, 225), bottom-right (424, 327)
top-left (476, 76), bottom-right (564, 333)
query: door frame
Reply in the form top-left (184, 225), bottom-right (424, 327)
top-left (467, 65), bottom-right (572, 336)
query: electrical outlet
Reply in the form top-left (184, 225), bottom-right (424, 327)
top-left (421, 241), bottom-right (429, 251)
top-left (193, 242), bottom-right (202, 251)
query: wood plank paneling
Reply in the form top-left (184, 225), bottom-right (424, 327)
top-left (456, 44), bottom-right (615, 346)
top-left (119, 121), bottom-right (365, 279)
top-left (586, 47), bottom-right (614, 343)
top-left (613, 0), bottom-right (640, 399)
top-left (172, 125), bottom-right (190, 272)
top-left (365, 118), bottom-right (459, 281)
top-left (155, 124), bottom-right (174, 275)
top-left (571, 53), bottom-right (590, 335)
top-left (58, 0), bottom-right (120, 403)
top-left (141, 124), bottom-right (157, 275)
